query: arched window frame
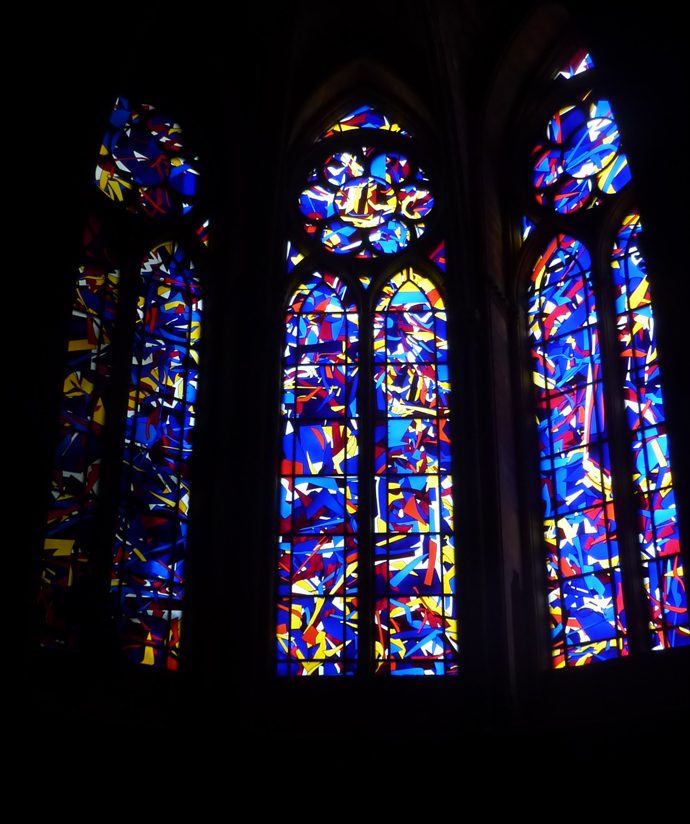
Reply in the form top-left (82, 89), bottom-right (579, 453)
top-left (37, 94), bottom-right (209, 670)
top-left (513, 45), bottom-right (689, 669)
top-left (274, 94), bottom-right (463, 677)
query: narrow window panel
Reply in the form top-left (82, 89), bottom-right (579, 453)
top-left (277, 272), bottom-right (359, 675)
top-left (39, 218), bottom-right (119, 649)
top-left (528, 236), bottom-right (627, 667)
top-left (111, 242), bottom-right (202, 670)
top-left (611, 215), bottom-right (689, 648)
top-left (318, 105), bottom-right (410, 141)
top-left (373, 269), bottom-right (458, 675)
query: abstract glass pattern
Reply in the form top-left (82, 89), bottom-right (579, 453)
top-left (195, 219), bottom-right (210, 248)
top-left (111, 242), bottom-right (202, 670)
top-left (428, 241), bottom-right (447, 272)
top-left (286, 240), bottom-right (305, 273)
top-left (95, 97), bottom-right (200, 219)
top-left (522, 216), bottom-right (535, 243)
top-left (39, 219), bottom-right (119, 649)
top-left (373, 269), bottom-right (458, 674)
top-left (277, 272), bottom-right (359, 675)
top-left (556, 50), bottom-right (595, 79)
top-left (532, 95), bottom-right (631, 214)
top-left (612, 215), bottom-right (689, 648)
top-left (299, 149), bottom-right (433, 258)
top-left (318, 105), bottom-right (409, 141)
top-left (528, 235), bottom-right (628, 667)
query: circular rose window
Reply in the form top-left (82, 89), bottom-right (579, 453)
top-left (299, 148), bottom-right (434, 258)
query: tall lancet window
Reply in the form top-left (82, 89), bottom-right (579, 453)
top-left (277, 105), bottom-right (458, 676)
top-left (40, 98), bottom-right (208, 669)
top-left (522, 53), bottom-right (688, 667)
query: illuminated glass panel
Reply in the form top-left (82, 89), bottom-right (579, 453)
top-left (39, 218), bottom-right (119, 649)
top-left (532, 95), bottom-right (631, 214)
top-left (286, 240), bottom-right (305, 273)
top-left (428, 241), bottom-right (447, 272)
top-left (277, 272), bottom-right (359, 675)
top-left (318, 105), bottom-right (409, 141)
top-left (195, 219), bottom-right (210, 248)
top-left (528, 235), bottom-right (628, 667)
top-left (373, 269), bottom-right (458, 675)
top-left (612, 215), bottom-right (689, 648)
top-left (556, 50), bottom-right (595, 79)
top-left (111, 242), bottom-right (202, 670)
top-left (95, 97), bottom-right (200, 218)
top-left (522, 216), bottom-right (535, 243)
top-left (299, 150), bottom-right (433, 258)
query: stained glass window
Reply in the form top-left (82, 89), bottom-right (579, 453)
top-left (39, 98), bottom-right (204, 668)
top-left (373, 269), bottom-right (457, 674)
top-left (111, 242), bottom-right (202, 670)
top-left (523, 52), bottom-right (687, 667)
top-left (298, 150), bottom-right (434, 257)
top-left (277, 272), bottom-right (359, 675)
top-left (96, 97), bottom-right (199, 218)
top-left (318, 105), bottom-right (409, 140)
top-left (612, 215), bottom-right (689, 649)
top-left (527, 236), bottom-right (626, 666)
top-left (277, 105), bottom-right (455, 676)
top-left (39, 219), bottom-right (119, 649)
top-left (532, 95), bottom-right (631, 214)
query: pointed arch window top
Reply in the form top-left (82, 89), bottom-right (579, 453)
top-left (288, 271), bottom-right (356, 313)
top-left (318, 105), bottom-right (410, 141)
top-left (531, 233), bottom-right (591, 292)
top-left (527, 235), bottom-right (624, 667)
top-left (376, 268), bottom-right (444, 312)
top-left (95, 97), bottom-right (200, 219)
